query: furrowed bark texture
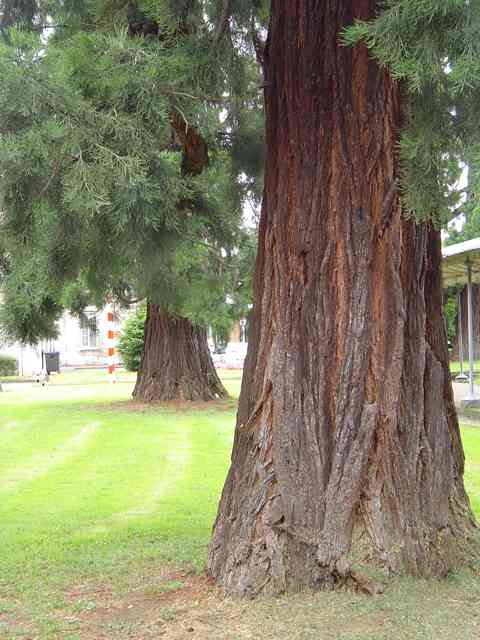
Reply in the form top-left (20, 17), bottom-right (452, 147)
top-left (133, 304), bottom-right (228, 402)
top-left (207, 0), bottom-right (477, 597)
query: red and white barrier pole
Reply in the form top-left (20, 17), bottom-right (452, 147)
top-left (106, 306), bottom-right (117, 383)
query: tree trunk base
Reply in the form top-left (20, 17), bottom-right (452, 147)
top-left (133, 304), bottom-right (228, 402)
top-left (208, 512), bottom-right (478, 598)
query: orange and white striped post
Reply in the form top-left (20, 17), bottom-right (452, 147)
top-left (106, 305), bottom-right (117, 383)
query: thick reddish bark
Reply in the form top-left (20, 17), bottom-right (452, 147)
top-left (207, 1), bottom-right (477, 596)
top-left (133, 303), bottom-right (227, 402)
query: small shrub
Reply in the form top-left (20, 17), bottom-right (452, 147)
top-left (117, 304), bottom-right (146, 372)
top-left (0, 354), bottom-right (18, 376)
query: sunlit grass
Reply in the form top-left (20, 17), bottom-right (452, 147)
top-left (0, 372), bottom-right (237, 607)
top-left (450, 359), bottom-right (480, 376)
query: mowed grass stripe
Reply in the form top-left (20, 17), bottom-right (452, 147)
top-left (76, 411), bottom-right (234, 543)
top-left (0, 404), bottom-right (106, 481)
top-left (77, 417), bottom-right (193, 532)
top-left (0, 401), bottom-right (235, 594)
top-left (0, 421), bottom-right (100, 495)
top-left (1, 411), bottom-right (190, 532)
top-left (151, 413), bottom-right (236, 535)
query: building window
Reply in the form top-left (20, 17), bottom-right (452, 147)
top-left (80, 315), bottom-right (98, 348)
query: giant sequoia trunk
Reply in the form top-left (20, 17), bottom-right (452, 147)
top-left (133, 303), bottom-right (227, 402)
top-left (207, 1), bottom-right (477, 596)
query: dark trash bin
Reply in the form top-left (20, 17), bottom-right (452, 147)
top-left (44, 352), bottom-right (60, 374)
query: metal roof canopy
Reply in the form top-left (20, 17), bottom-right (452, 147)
top-left (442, 238), bottom-right (480, 287)
top-left (442, 238), bottom-right (480, 404)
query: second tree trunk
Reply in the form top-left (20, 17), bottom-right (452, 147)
top-left (133, 303), bottom-right (228, 402)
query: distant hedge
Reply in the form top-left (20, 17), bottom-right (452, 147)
top-left (117, 304), bottom-right (146, 372)
top-left (0, 354), bottom-right (18, 377)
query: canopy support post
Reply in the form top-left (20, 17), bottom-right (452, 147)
top-left (465, 259), bottom-right (479, 402)
top-left (456, 286), bottom-right (468, 381)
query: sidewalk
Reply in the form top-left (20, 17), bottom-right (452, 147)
top-left (452, 381), bottom-right (480, 424)
top-left (452, 381), bottom-right (480, 403)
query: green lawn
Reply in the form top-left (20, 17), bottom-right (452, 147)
top-left (450, 359), bottom-right (480, 376)
top-left (463, 427), bottom-right (480, 516)
top-left (0, 371), bottom-right (239, 583)
top-left (0, 370), bottom-right (480, 639)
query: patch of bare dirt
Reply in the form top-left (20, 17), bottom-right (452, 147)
top-left (10, 564), bottom-right (479, 640)
top-left (57, 572), bottom-right (220, 640)
top-left (87, 399), bottom-right (237, 414)
top-left (342, 614), bottom-right (387, 636)
top-left (0, 607), bottom-right (38, 640)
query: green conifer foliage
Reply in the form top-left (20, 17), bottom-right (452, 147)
top-left (343, 0), bottom-right (480, 224)
top-left (117, 302), bottom-right (146, 371)
top-left (0, 1), bottom-right (263, 344)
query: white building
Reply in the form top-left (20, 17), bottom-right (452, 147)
top-left (1, 305), bottom-right (249, 376)
top-left (0, 305), bottom-right (125, 376)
